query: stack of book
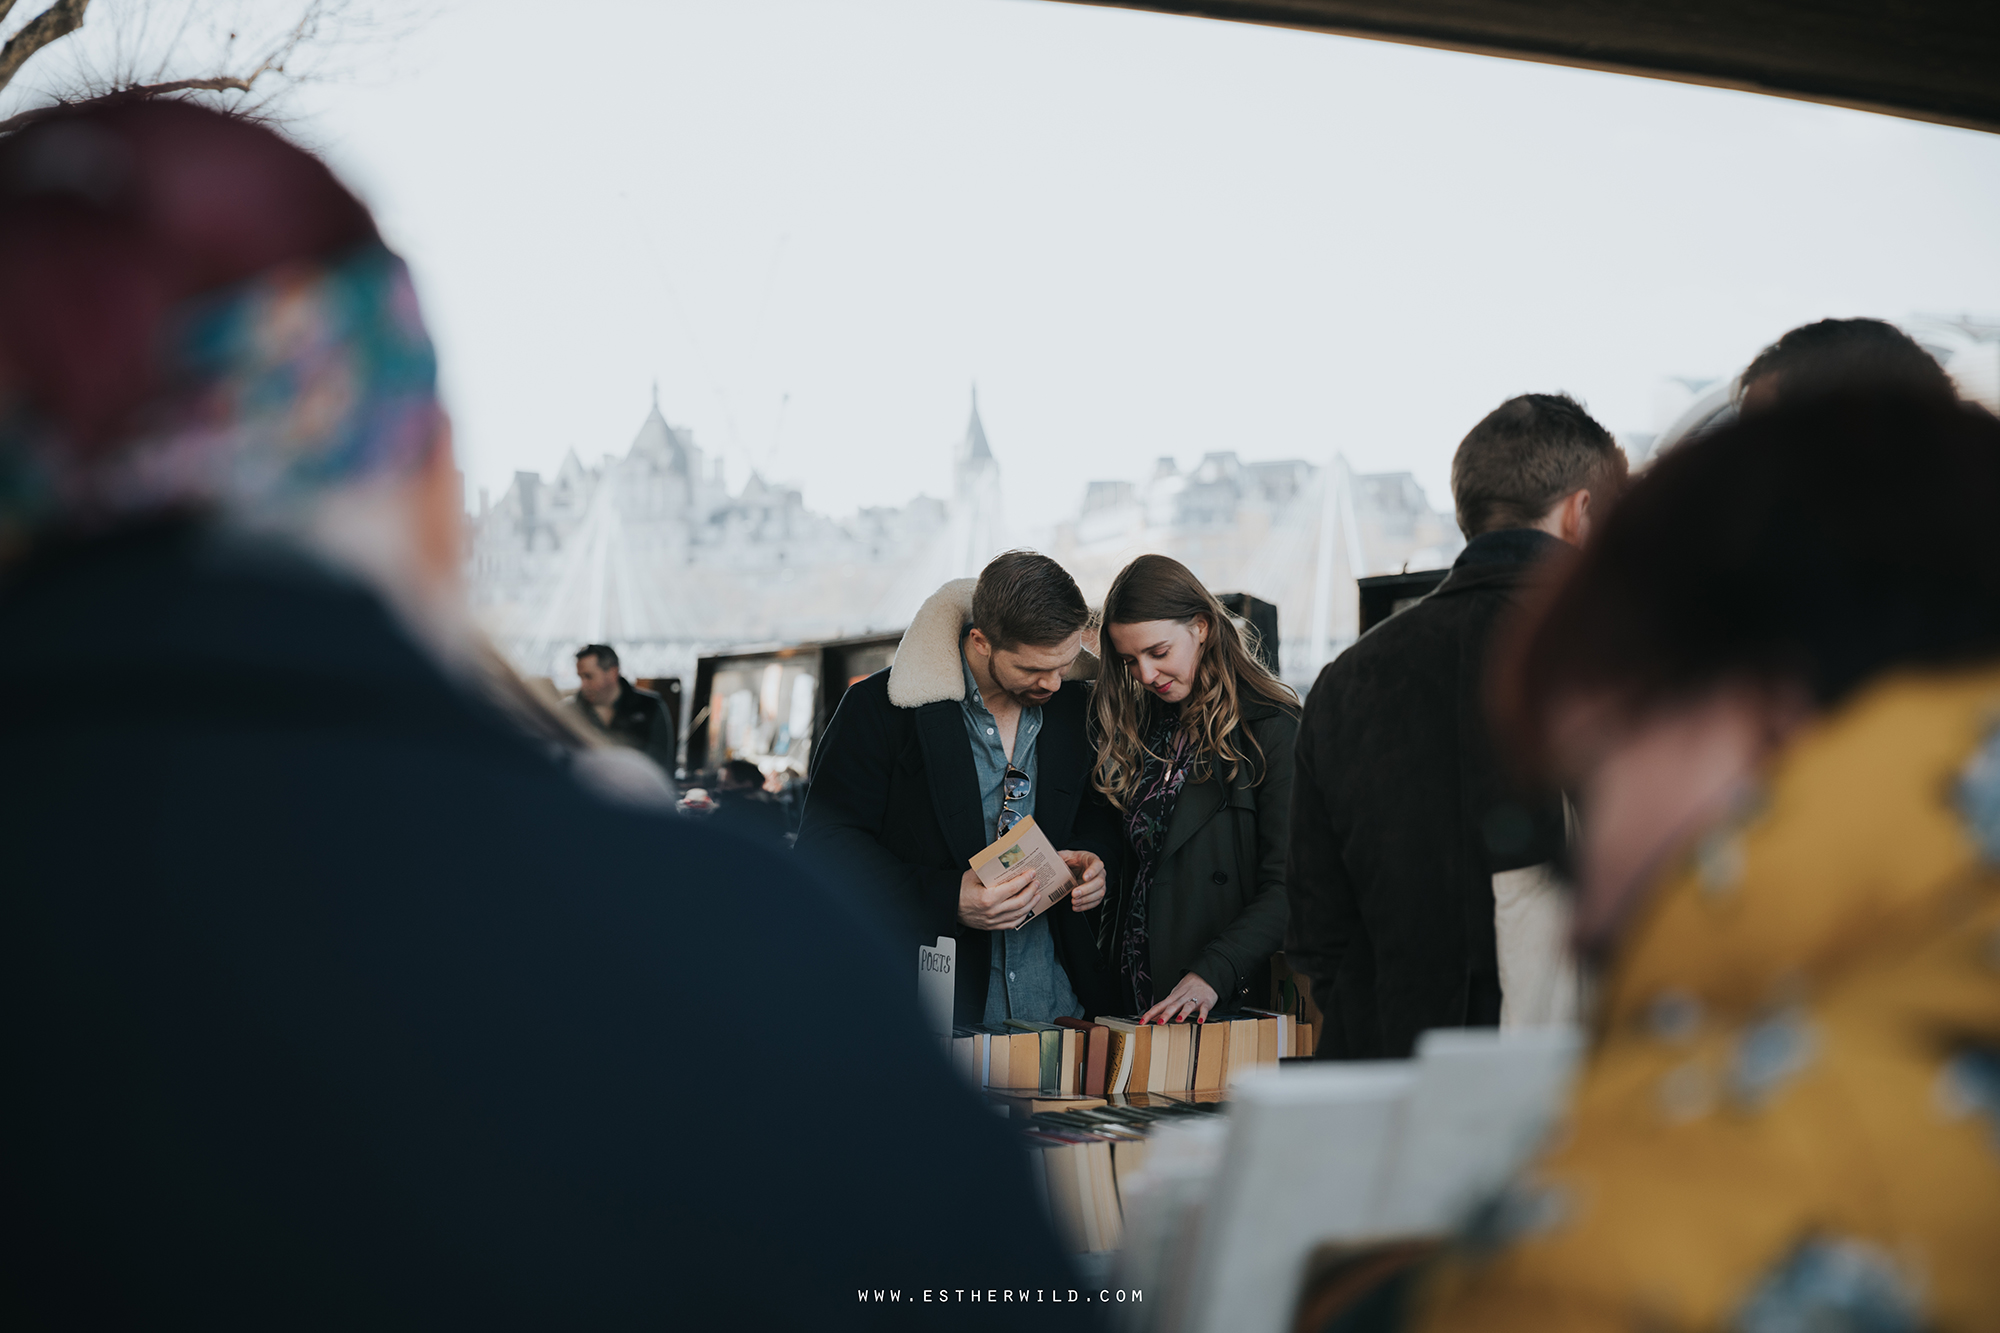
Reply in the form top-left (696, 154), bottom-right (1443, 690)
top-left (951, 1010), bottom-right (1316, 1097)
top-left (1018, 1096), bottom-right (1226, 1256)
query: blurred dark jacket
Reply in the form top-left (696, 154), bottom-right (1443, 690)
top-left (0, 522), bottom-right (1084, 1330)
top-left (1287, 529), bottom-right (1568, 1059)
top-left (710, 787), bottom-right (791, 847)
top-left (568, 676), bottom-right (677, 776)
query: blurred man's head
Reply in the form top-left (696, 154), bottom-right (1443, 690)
top-left (967, 550), bottom-right (1090, 706)
top-left (1737, 318), bottom-right (1954, 414)
top-left (1451, 393), bottom-right (1626, 545)
top-left (0, 98), bottom-right (454, 594)
top-left (575, 645), bottom-right (621, 706)
top-left (718, 759), bottom-right (765, 792)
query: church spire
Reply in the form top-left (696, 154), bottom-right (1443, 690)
top-left (962, 383), bottom-right (993, 466)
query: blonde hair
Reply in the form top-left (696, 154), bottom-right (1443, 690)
top-left (1091, 554), bottom-right (1297, 811)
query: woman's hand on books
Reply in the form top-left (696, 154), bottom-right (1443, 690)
top-left (1139, 973), bottom-right (1219, 1025)
top-left (958, 864), bottom-right (1039, 931)
top-left (1060, 850), bottom-right (1107, 912)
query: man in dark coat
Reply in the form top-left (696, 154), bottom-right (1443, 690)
top-left (1287, 394), bottom-right (1626, 1059)
top-left (569, 642), bottom-right (678, 777)
top-left (798, 553), bottom-right (1123, 1024)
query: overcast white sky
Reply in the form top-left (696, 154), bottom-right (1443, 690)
top-left (266, 0), bottom-right (2000, 526)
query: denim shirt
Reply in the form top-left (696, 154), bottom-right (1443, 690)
top-left (960, 633), bottom-right (1082, 1025)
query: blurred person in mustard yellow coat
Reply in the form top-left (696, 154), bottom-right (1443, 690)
top-left (1315, 386), bottom-right (2000, 1333)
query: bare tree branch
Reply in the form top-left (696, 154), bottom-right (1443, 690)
top-left (0, 0), bottom-right (90, 96)
top-left (0, 68), bottom-right (277, 133)
top-left (0, 2), bottom-right (419, 136)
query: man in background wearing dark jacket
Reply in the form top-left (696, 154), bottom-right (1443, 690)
top-left (570, 643), bottom-right (678, 778)
top-left (711, 758), bottom-right (791, 846)
top-left (1287, 394), bottom-right (1626, 1059)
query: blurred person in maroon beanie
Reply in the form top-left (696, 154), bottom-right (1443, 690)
top-left (0, 99), bottom-right (1086, 1330)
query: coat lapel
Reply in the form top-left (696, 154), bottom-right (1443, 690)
top-left (1159, 705), bottom-right (1276, 861)
top-left (914, 701), bottom-right (988, 861)
top-left (1161, 775), bottom-right (1225, 862)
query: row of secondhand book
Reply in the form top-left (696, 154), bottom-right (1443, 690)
top-left (950, 1009), bottom-right (1318, 1097)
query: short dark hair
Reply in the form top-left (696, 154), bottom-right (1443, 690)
top-left (972, 551), bottom-right (1090, 651)
top-left (721, 759), bottom-right (764, 788)
top-left (1495, 390), bottom-right (2000, 776)
top-left (1738, 318), bottom-right (1953, 409)
top-left (576, 644), bottom-right (618, 671)
top-left (1451, 393), bottom-right (1626, 537)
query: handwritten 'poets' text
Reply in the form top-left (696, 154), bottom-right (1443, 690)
top-left (855, 1289), bottom-right (1143, 1304)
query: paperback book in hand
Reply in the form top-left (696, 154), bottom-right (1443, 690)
top-left (967, 815), bottom-right (1077, 929)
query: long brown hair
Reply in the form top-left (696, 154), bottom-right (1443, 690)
top-left (1091, 554), bottom-right (1298, 811)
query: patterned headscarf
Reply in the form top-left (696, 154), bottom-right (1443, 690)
top-left (0, 242), bottom-right (441, 558)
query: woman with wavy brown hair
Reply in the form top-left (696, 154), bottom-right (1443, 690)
top-left (1093, 553), bottom-right (1300, 1023)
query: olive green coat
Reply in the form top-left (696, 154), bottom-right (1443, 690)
top-left (1105, 697), bottom-right (1298, 1011)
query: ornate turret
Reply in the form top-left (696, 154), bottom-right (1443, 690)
top-left (627, 381), bottom-right (693, 479)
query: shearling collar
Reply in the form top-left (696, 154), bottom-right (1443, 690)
top-left (885, 578), bottom-right (1097, 710)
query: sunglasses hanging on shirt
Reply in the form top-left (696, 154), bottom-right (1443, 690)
top-left (997, 765), bottom-right (1031, 835)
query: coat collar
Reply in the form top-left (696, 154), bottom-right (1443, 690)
top-left (1162, 778), bottom-right (1226, 862)
top-left (885, 577), bottom-right (1097, 710)
top-left (1431, 527), bottom-right (1566, 601)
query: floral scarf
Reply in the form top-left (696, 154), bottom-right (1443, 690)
top-left (1119, 707), bottom-right (1196, 1013)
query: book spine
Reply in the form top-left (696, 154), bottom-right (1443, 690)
top-left (1091, 1141), bottom-right (1122, 1251)
top-left (1128, 1024), bottom-right (1151, 1093)
top-left (1073, 1142), bottom-right (1103, 1252)
top-left (1041, 1145), bottom-right (1088, 1254)
top-left (1013, 1033), bottom-right (1041, 1090)
top-left (1193, 1023), bottom-right (1225, 1091)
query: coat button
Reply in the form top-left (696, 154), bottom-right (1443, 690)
top-left (1211, 871), bottom-right (1229, 885)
